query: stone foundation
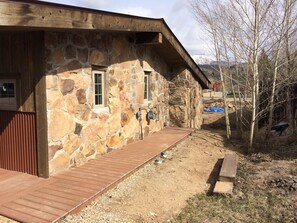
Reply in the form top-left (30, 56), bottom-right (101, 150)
top-left (45, 31), bottom-right (202, 175)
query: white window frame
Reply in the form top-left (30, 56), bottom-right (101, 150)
top-left (92, 70), bottom-right (105, 108)
top-left (0, 79), bottom-right (17, 111)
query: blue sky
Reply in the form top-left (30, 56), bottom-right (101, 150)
top-left (41, 0), bottom-right (211, 56)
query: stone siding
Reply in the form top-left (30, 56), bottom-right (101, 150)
top-left (169, 69), bottom-right (203, 128)
top-left (45, 31), bottom-right (203, 175)
top-left (45, 32), bottom-right (172, 175)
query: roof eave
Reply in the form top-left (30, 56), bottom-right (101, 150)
top-left (0, 0), bottom-right (211, 88)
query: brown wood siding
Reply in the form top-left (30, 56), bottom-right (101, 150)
top-left (0, 32), bottom-right (36, 112)
top-left (0, 110), bottom-right (37, 175)
top-left (0, 31), bottom-right (48, 177)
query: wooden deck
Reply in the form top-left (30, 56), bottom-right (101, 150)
top-left (0, 127), bottom-right (194, 223)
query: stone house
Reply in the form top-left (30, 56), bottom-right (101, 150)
top-left (0, 0), bottom-right (210, 178)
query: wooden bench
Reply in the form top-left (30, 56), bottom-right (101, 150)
top-left (219, 153), bottom-right (238, 183)
top-left (213, 153), bottom-right (238, 195)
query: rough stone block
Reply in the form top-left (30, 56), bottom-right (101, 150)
top-left (48, 109), bottom-right (75, 141)
top-left (213, 181), bottom-right (233, 195)
top-left (61, 79), bottom-right (75, 95)
top-left (76, 89), bottom-right (87, 104)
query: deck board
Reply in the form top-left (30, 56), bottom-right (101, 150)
top-left (13, 199), bottom-right (66, 217)
top-left (54, 173), bottom-right (117, 186)
top-left (22, 195), bottom-right (75, 211)
top-left (36, 188), bottom-right (88, 202)
top-left (51, 182), bottom-right (99, 194)
top-left (0, 206), bottom-right (50, 223)
top-left (52, 179), bottom-right (105, 191)
top-left (3, 203), bottom-right (59, 222)
top-left (27, 191), bottom-right (80, 207)
top-left (0, 127), bottom-right (193, 223)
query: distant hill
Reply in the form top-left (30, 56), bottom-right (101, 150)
top-left (199, 62), bottom-right (249, 94)
top-left (192, 55), bottom-right (232, 82)
top-left (192, 55), bottom-right (216, 65)
top-left (199, 64), bottom-right (220, 81)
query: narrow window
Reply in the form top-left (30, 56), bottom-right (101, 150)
top-left (93, 71), bottom-right (105, 107)
top-left (144, 72), bottom-right (150, 101)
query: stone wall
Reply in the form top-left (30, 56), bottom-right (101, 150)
top-left (45, 31), bottom-right (203, 175)
top-left (45, 32), bottom-right (172, 175)
top-left (169, 69), bottom-right (203, 129)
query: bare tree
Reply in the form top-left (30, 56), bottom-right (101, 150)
top-left (266, 0), bottom-right (296, 137)
top-left (284, 0), bottom-right (297, 129)
top-left (190, 0), bottom-right (297, 151)
top-left (191, 0), bottom-right (232, 140)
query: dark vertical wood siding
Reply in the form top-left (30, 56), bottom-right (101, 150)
top-left (0, 31), bottom-right (48, 177)
top-left (0, 32), bottom-right (35, 112)
top-left (0, 110), bottom-right (37, 175)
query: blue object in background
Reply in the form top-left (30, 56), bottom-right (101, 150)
top-left (204, 107), bottom-right (225, 113)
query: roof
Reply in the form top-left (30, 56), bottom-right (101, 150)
top-left (0, 0), bottom-right (211, 89)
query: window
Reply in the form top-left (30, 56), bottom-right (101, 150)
top-left (93, 71), bottom-right (105, 107)
top-left (0, 79), bottom-right (17, 110)
top-left (144, 72), bottom-right (151, 101)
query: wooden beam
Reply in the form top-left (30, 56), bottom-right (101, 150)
top-left (32, 31), bottom-right (49, 178)
top-left (0, 1), bottom-right (162, 32)
top-left (135, 32), bottom-right (162, 45)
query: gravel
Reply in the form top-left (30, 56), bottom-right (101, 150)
top-left (60, 162), bottom-right (158, 223)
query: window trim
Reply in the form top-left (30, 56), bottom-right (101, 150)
top-left (92, 70), bottom-right (105, 108)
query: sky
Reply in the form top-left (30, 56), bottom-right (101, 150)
top-left (40, 0), bottom-right (212, 57)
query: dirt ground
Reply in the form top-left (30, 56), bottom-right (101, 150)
top-left (60, 128), bottom-right (230, 223)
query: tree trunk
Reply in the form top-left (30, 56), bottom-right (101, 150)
top-left (285, 0), bottom-right (294, 127)
top-left (215, 42), bottom-right (231, 140)
top-left (249, 0), bottom-right (260, 153)
top-left (267, 65), bottom-right (278, 138)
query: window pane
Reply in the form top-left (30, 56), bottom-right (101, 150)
top-left (7, 83), bottom-right (15, 97)
top-left (95, 95), bottom-right (99, 105)
top-left (0, 85), bottom-right (4, 98)
top-left (99, 95), bottom-right (102, 105)
top-left (0, 83), bottom-right (15, 98)
top-left (95, 84), bottom-right (98, 94)
top-left (94, 72), bottom-right (104, 106)
top-left (95, 73), bottom-right (102, 83)
top-left (99, 84), bottom-right (102, 94)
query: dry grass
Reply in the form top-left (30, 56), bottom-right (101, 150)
top-left (172, 161), bottom-right (297, 223)
top-left (187, 113), bottom-right (297, 223)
